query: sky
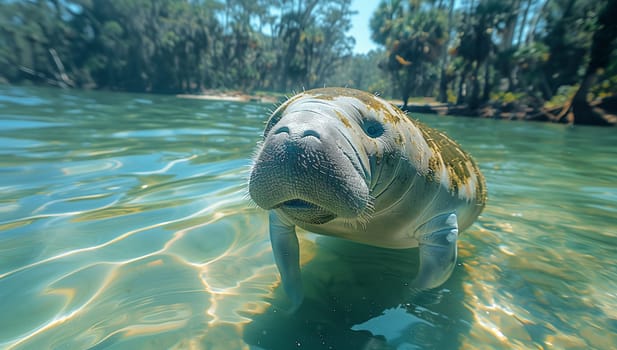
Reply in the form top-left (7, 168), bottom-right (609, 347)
top-left (349, 0), bottom-right (381, 54)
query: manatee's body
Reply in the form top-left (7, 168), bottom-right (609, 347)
top-left (249, 88), bottom-right (486, 308)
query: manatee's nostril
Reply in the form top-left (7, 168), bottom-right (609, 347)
top-left (274, 126), bottom-right (290, 135)
top-left (273, 125), bottom-right (320, 139)
top-left (302, 129), bottom-right (321, 139)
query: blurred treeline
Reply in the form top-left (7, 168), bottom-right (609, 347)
top-left (0, 0), bottom-right (356, 93)
top-left (0, 0), bottom-right (615, 118)
top-left (364, 0), bottom-right (616, 113)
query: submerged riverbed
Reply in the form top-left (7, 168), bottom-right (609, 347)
top-left (0, 85), bottom-right (615, 349)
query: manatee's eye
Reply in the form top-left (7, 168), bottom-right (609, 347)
top-left (363, 120), bottom-right (384, 138)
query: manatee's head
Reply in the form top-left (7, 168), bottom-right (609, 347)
top-left (249, 88), bottom-right (414, 225)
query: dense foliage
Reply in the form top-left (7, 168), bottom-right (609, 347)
top-left (1, 0), bottom-right (615, 124)
top-left (0, 0), bottom-right (355, 93)
top-left (367, 0), bottom-right (616, 114)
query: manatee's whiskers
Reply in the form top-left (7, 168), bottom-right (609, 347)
top-left (249, 141), bottom-right (264, 164)
top-left (341, 204), bottom-right (374, 230)
top-left (241, 173), bottom-right (259, 210)
top-left (245, 196), bottom-right (259, 209)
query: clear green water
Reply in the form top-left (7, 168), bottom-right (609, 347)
top-left (0, 85), bottom-right (615, 349)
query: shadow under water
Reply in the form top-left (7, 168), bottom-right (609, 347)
top-left (244, 233), bottom-right (473, 350)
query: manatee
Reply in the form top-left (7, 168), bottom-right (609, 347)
top-left (248, 87), bottom-right (487, 309)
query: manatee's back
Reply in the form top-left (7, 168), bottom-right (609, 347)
top-left (413, 120), bottom-right (487, 230)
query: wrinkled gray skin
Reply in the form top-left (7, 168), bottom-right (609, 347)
top-left (249, 88), bottom-right (486, 310)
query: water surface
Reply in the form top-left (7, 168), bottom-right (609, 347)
top-left (0, 85), bottom-right (615, 349)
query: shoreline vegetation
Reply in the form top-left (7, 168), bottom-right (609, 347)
top-left (402, 94), bottom-right (617, 125)
top-left (177, 89), bottom-right (617, 125)
top-left (1, 1), bottom-right (616, 126)
top-left (177, 90), bottom-right (282, 104)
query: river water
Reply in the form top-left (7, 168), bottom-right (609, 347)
top-left (0, 85), bottom-right (615, 349)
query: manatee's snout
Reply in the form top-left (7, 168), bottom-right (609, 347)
top-left (249, 112), bottom-right (369, 224)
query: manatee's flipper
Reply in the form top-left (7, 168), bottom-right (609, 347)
top-left (412, 212), bottom-right (459, 289)
top-left (269, 211), bottom-right (303, 310)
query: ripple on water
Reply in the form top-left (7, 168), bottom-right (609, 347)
top-left (460, 195), bottom-right (617, 348)
top-left (1, 88), bottom-right (616, 349)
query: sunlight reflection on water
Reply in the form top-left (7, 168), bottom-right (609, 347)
top-left (0, 86), bottom-right (615, 349)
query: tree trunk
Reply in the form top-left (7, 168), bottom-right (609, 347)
top-left (481, 59), bottom-right (491, 103)
top-left (401, 69), bottom-right (412, 108)
top-left (500, 0), bottom-right (520, 51)
top-left (539, 71), bottom-right (553, 101)
top-left (566, 0), bottom-right (617, 125)
top-left (437, 0), bottom-right (455, 103)
top-left (525, 0), bottom-right (550, 44)
top-left (469, 62), bottom-right (481, 109)
top-left (456, 65), bottom-right (469, 105)
top-left (438, 67), bottom-right (449, 103)
top-left (569, 72), bottom-right (609, 125)
top-left (517, 0), bottom-right (532, 45)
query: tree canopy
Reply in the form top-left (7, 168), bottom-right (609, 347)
top-left (367, 0), bottom-right (616, 124)
top-left (0, 0), bottom-right (355, 93)
top-left (1, 0), bottom-right (615, 124)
